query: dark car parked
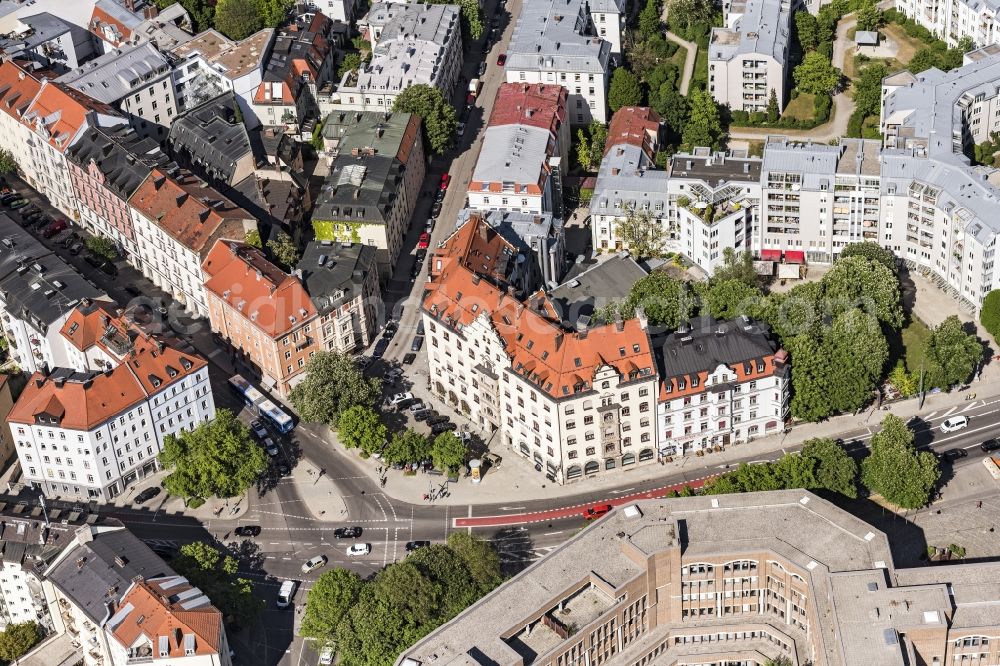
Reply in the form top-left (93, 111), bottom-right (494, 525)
top-left (411, 335), bottom-right (424, 352)
top-left (372, 338), bottom-right (389, 358)
top-left (234, 525), bottom-right (262, 537)
top-left (982, 439), bottom-right (1000, 452)
top-left (940, 448), bottom-right (969, 463)
top-left (134, 487), bottom-right (161, 504)
top-left (427, 415), bottom-right (449, 426)
top-left (431, 421), bottom-right (457, 434)
top-left (406, 540), bottom-right (431, 552)
top-left (414, 409), bottom-right (433, 421)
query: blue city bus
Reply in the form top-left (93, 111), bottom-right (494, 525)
top-left (228, 374), bottom-right (264, 409)
top-left (258, 399), bottom-right (294, 433)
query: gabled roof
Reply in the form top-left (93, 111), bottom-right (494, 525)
top-left (254, 13), bottom-right (334, 105)
top-left (22, 81), bottom-right (119, 153)
top-left (128, 169), bottom-right (250, 256)
top-left (488, 83), bottom-right (567, 136)
top-left (604, 106), bottom-right (660, 158)
top-left (0, 60), bottom-right (49, 123)
top-left (201, 239), bottom-right (317, 338)
top-left (109, 576), bottom-right (222, 658)
top-left (65, 123), bottom-right (173, 201)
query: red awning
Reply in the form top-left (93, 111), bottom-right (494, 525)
top-left (760, 249), bottom-right (781, 261)
top-left (785, 250), bottom-right (805, 264)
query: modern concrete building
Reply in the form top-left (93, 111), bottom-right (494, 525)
top-left (709, 0), bottom-right (792, 112)
top-left (504, 0), bottom-right (611, 125)
top-left (297, 240), bottom-right (383, 354)
top-left (590, 0), bottom-right (626, 57)
top-left (0, 13), bottom-right (96, 74)
top-left (400, 489), bottom-right (1000, 666)
top-left (66, 123), bottom-right (174, 260)
top-left (8, 339), bottom-right (214, 501)
top-left (57, 41), bottom-right (179, 141)
top-left (326, 3), bottom-right (462, 113)
top-left (312, 111), bottom-right (425, 277)
top-left (202, 239), bottom-right (319, 396)
top-left (128, 169), bottom-right (255, 317)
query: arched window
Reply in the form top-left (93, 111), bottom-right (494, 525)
top-left (566, 465), bottom-right (582, 480)
top-left (605, 458), bottom-right (616, 470)
top-left (638, 448), bottom-right (654, 461)
top-left (622, 452), bottom-right (636, 466)
top-left (585, 460), bottom-right (600, 475)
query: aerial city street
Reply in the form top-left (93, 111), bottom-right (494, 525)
top-left (0, 0), bottom-right (997, 664)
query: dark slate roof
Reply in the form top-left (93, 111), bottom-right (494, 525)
top-left (297, 240), bottom-right (378, 314)
top-left (46, 527), bottom-right (174, 623)
top-left (547, 254), bottom-right (647, 326)
top-left (168, 91), bottom-right (256, 185)
top-left (0, 215), bottom-right (103, 329)
top-left (657, 315), bottom-right (779, 378)
top-left (312, 152), bottom-right (403, 225)
top-left (231, 173), bottom-right (306, 227)
top-left (66, 123), bottom-right (173, 200)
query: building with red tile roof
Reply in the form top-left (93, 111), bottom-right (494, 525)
top-left (8, 328), bottom-right (214, 501)
top-left (489, 83), bottom-right (571, 168)
top-left (201, 239), bottom-right (319, 396)
top-left (128, 169), bottom-right (253, 317)
top-left (604, 106), bottom-right (660, 159)
top-left (106, 575), bottom-right (230, 665)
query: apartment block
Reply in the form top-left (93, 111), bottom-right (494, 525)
top-left (57, 41), bottom-right (179, 141)
top-left (312, 111), bottom-right (425, 277)
top-left (0, 61), bottom-right (53, 195)
top-left (468, 84), bottom-right (568, 217)
top-left (504, 0), bottom-right (611, 125)
top-left (168, 91), bottom-right (259, 187)
top-left (8, 337), bottom-right (214, 501)
top-left (656, 316), bottom-right (789, 457)
top-left (128, 169), bottom-right (254, 317)
top-left (66, 123), bottom-right (174, 261)
top-left (326, 3), bottom-right (462, 113)
top-left (400, 489), bottom-right (1000, 666)
top-left (894, 0), bottom-right (1000, 46)
top-left (296, 241), bottom-right (383, 355)
top-left (709, 0), bottom-right (792, 112)
top-left (201, 239), bottom-right (319, 396)
top-left (590, 0), bottom-right (626, 57)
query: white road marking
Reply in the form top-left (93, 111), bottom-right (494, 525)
top-left (942, 406), bottom-right (958, 418)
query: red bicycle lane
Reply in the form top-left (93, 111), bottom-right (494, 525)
top-left (453, 476), bottom-right (715, 528)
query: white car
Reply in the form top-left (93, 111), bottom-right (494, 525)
top-left (301, 555), bottom-right (327, 573)
top-left (276, 580), bottom-right (297, 608)
top-left (408, 401), bottom-right (426, 413)
top-left (318, 646), bottom-right (334, 665)
top-left (389, 392), bottom-right (413, 406)
top-left (346, 543), bottom-right (371, 557)
top-left (940, 416), bottom-right (969, 433)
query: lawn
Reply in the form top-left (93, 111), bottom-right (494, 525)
top-left (901, 316), bottom-right (932, 375)
top-left (881, 23), bottom-right (924, 66)
top-left (783, 93), bottom-right (816, 121)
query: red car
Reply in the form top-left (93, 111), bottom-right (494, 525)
top-left (440, 173), bottom-right (451, 190)
top-left (417, 232), bottom-right (431, 249)
top-left (497, 54), bottom-right (507, 66)
top-left (583, 504), bottom-right (613, 520)
top-left (466, 93), bottom-right (476, 106)
top-left (42, 219), bottom-right (66, 238)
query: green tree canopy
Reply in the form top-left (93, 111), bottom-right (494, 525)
top-left (682, 89), bottom-right (724, 150)
top-left (85, 235), bottom-right (119, 262)
top-left (820, 255), bottom-right (904, 328)
top-left (766, 89), bottom-right (780, 122)
top-left (922, 315), bottom-right (982, 388)
top-left (638, 0), bottom-right (663, 39)
top-left (801, 437), bottom-right (858, 498)
top-left (337, 406), bottom-right (387, 454)
top-left (425, 0), bottom-right (484, 41)
top-left (712, 248), bottom-right (759, 287)
top-left (392, 84), bottom-right (457, 155)
top-left (432, 432), bottom-right (466, 471)
top-left (703, 438), bottom-right (857, 497)
top-left (838, 240), bottom-right (895, 273)
top-left (0, 148), bottom-right (17, 175)
top-left (173, 542), bottom-right (261, 627)
top-left (614, 203), bottom-right (665, 260)
top-left (618, 271), bottom-right (696, 330)
top-left (257, 0), bottom-right (293, 26)
top-left (852, 62), bottom-right (889, 119)
top-left (0, 622), bottom-right (40, 661)
top-left (299, 568), bottom-right (364, 643)
top-left (861, 414), bottom-right (940, 508)
top-left (608, 69), bottom-right (644, 112)
top-left (159, 409), bottom-right (268, 501)
top-left (793, 51), bottom-right (842, 95)
top-left (704, 279), bottom-right (760, 320)
top-left (213, 0), bottom-right (263, 39)
top-left (667, 0), bottom-right (714, 32)
top-left (855, 0), bottom-right (884, 31)
top-left (794, 11), bottom-right (819, 51)
top-left (337, 52), bottom-right (362, 79)
top-left (266, 230), bottom-right (301, 268)
top-left (289, 351), bottom-right (381, 426)
top-left (446, 532), bottom-right (503, 593)
top-left (385, 429), bottom-right (432, 464)
top-left (650, 85), bottom-right (688, 136)
top-left (244, 229), bottom-right (263, 249)
top-left (155, 0), bottom-right (213, 31)
top-left (981, 289), bottom-right (1000, 340)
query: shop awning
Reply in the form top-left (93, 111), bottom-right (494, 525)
top-left (784, 250), bottom-right (805, 264)
top-left (759, 249), bottom-right (781, 261)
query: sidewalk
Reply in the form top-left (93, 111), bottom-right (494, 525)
top-left (286, 460), bottom-right (348, 520)
top-left (323, 384), bottom-right (1000, 508)
top-left (105, 468), bottom-right (252, 522)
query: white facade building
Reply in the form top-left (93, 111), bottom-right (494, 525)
top-left (894, 0), bottom-right (1000, 46)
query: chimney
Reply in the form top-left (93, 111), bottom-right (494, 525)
top-left (103, 367), bottom-right (113, 378)
top-left (635, 306), bottom-right (648, 331)
top-left (143, 5), bottom-right (158, 19)
top-left (122, 0), bottom-right (136, 12)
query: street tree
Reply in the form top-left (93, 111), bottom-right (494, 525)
top-left (621, 271), bottom-right (696, 330)
top-left (85, 235), bottom-right (119, 262)
top-left (0, 148), bottom-right (17, 174)
top-left (392, 84), bottom-right (457, 155)
top-left (794, 11), bottom-right (819, 51)
top-left (0, 622), bottom-right (39, 661)
top-left (861, 414), bottom-right (940, 508)
top-left (172, 542), bottom-right (262, 627)
top-left (385, 428), bottom-right (432, 465)
top-left (266, 230), bottom-right (301, 268)
top-left (446, 533), bottom-right (502, 593)
top-left (614, 203), bottom-right (665, 260)
top-left (608, 69), bottom-right (643, 112)
top-left (337, 406), bottom-right (387, 454)
top-left (213, 0), bottom-right (262, 39)
top-left (682, 89), bottom-right (724, 150)
top-left (824, 309), bottom-right (890, 413)
top-left (801, 437), bottom-right (858, 498)
top-left (981, 289), bottom-right (1000, 340)
top-left (923, 315), bottom-right (983, 388)
top-left (793, 51), bottom-right (842, 96)
top-left (300, 568), bottom-right (363, 643)
top-left (839, 240), bottom-right (895, 273)
top-left (289, 351), bottom-right (381, 426)
top-left (432, 432), bottom-right (466, 472)
top-left (407, 546), bottom-right (481, 616)
top-left (159, 409), bottom-right (268, 501)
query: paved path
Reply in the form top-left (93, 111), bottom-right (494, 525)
top-left (665, 31), bottom-right (697, 95)
top-left (728, 14), bottom-right (857, 143)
